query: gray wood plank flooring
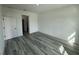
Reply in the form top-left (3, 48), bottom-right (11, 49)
top-left (4, 32), bottom-right (79, 55)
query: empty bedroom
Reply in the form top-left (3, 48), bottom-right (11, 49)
top-left (0, 4), bottom-right (79, 55)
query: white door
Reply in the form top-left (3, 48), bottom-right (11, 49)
top-left (4, 17), bottom-right (17, 40)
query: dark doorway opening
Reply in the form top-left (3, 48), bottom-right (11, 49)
top-left (22, 15), bottom-right (29, 35)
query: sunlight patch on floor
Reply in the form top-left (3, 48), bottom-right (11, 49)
top-left (67, 32), bottom-right (76, 46)
top-left (59, 45), bottom-right (68, 55)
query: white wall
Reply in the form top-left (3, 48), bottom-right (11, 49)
top-left (74, 5), bottom-right (79, 44)
top-left (38, 5), bottom-right (77, 40)
top-left (2, 7), bottom-right (38, 37)
top-left (0, 5), bottom-right (4, 54)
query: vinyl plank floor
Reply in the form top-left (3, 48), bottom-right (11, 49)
top-left (4, 32), bottom-right (79, 55)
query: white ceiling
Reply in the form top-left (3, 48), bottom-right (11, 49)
top-left (2, 4), bottom-right (70, 13)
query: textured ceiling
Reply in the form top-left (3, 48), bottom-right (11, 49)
top-left (2, 4), bottom-right (70, 13)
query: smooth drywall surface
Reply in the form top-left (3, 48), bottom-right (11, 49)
top-left (38, 6), bottom-right (77, 40)
top-left (0, 5), bottom-right (4, 54)
top-left (2, 7), bottom-right (38, 37)
top-left (29, 13), bottom-right (38, 33)
top-left (74, 5), bottom-right (79, 44)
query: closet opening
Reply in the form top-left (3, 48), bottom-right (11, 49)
top-left (22, 15), bottom-right (29, 35)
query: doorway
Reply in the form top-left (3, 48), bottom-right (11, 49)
top-left (22, 15), bottom-right (29, 35)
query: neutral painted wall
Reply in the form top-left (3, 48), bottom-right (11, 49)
top-left (74, 5), bottom-right (79, 44)
top-left (0, 5), bottom-right (4, 54)
top-left (38, 5), bottom-right (77, 40)
top-left (2, 7), bottom-right (38, 37)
